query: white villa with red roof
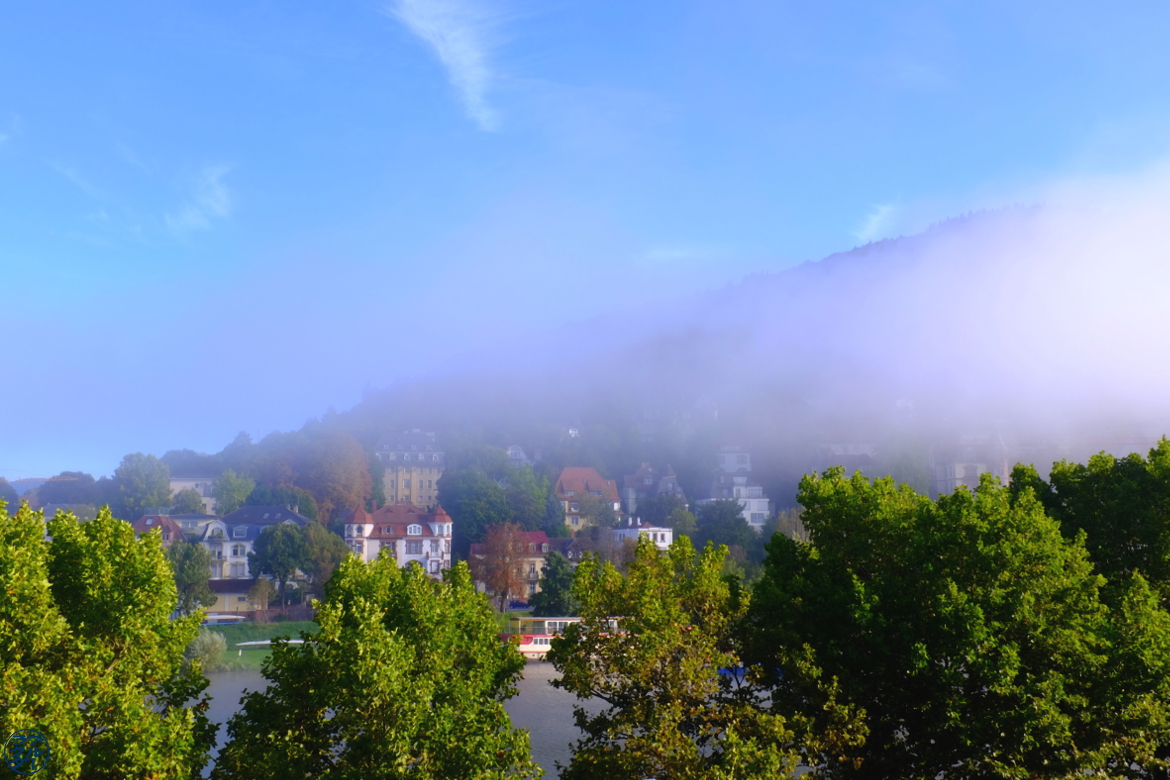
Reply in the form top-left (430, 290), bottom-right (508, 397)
top-left (344, 503), bottom-right (453, 576)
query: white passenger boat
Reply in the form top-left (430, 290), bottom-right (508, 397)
top-left (502, 616), bottom-right (582, 660)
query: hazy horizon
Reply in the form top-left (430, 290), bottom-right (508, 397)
top-left (6, 2), bottom-right (1170, 479)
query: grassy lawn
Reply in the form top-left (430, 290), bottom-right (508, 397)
top-left (207, 621), bottom-right (319, 672)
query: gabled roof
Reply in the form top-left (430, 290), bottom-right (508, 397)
top-left (623, 463), bottom-right (657, 490)
top-left (219, 506), bottom-right (312, 527)
top-left (354, 503), bottom-right (452, 540)
top-left (132, 514), bottom-right (185, 538)
top-left (555, 467), bottom-right (619, 502)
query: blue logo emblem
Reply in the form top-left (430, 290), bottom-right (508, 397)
top-left (4, 729), bottom-right (50, 775)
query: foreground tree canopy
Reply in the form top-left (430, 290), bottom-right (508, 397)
top-left (747, 467), bottom-right (1170, 779)
top-left (213, 555), bottom-right (540, 780)
top-left (0, 502), bottom-right (214, 778)
top-left (549, 536), bottom-right (862, 780)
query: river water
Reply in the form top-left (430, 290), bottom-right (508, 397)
top-left (202, 662), bottom-right (591, 777)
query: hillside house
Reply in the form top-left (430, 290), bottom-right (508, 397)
top-left (344, 503), bottom-right (453, 576)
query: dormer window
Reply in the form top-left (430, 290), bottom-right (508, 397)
top-left (146, 518), bottom-right (154, 526)
top-left (234, 526), bottom-right (247, 538)
top-left (407, 524), bottom-right (422, 536)
top-left (263, 513), bottom-right (270, 519)
top-left (644, 477), bottom-right (652, 485)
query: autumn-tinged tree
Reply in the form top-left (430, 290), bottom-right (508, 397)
top-left (168, 538), bottom-right (216, 616)
top-left (747, 467), bottom-right (1170, 779)
top-left (471, 522), bottom-right (529, 611)
top-left (247, 578), bottom-right (276, 611)
top-left (549, 536), bottom-right (851, 780)
top-left (171, 487), bottom-right (207, 514)
top-left (213, 469), bottom-right (255, 516)
top-left (295, 431), bottom-right (372, 521)
top-left (211, 558), bottom-right (540, 780)
top-left (0, 503), bottom-right (215, 777)
top-left (112, 452), bottom-right (172, 519)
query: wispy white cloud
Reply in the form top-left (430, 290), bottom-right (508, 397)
top-left (166, 165), bottom-right (233, 234)
top-left (387, 0), bottom-right (503, 130)
top-left (53, 164), bottom-right (107, 200)
top-left (854, 202), bottom-right (900, 243)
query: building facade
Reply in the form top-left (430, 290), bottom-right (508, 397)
top-left (696, 444), bottom-right (772, 532)
top-left (198, 505), bottom-right (312, 580)
top-left (612, 517), bottom-right (673, 550)
top-left (343, 503), bottom-right (453, 576)
top-left (554, 467), bottom-right (622, 532)
top-left (375, 430), bottom-right (445, 508)
top-left (131, 514), bottom-right (186, 548)
top-left (621, 463), bottom-right (687, 516)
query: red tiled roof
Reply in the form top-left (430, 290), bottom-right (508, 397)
top-left (132, 514), bottom-right (185, 538)
top-left (350, 503), bottom-right (452, 540)
top-left (555, 467), bottom-right (619, 501)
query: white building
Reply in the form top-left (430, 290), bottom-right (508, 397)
top-left (344, 503), bottom-right (453, 577)
top-left (198, 505), bottom-right (312, 580)
top-left (613, 517), bottom-right (673, 550)
top-left (697, 445), bottom-right (771, 532)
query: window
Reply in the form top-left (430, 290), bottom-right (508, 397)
top-left (565, 490), bottom-right (576, 496)
top-left (751, 513), bottom-right (766, 522)
top-left (570, 502), bottom-right (579, 512)
top-left (737, 455), bottom-right (748, 464)
top-left (407, 541), bottom-right (423, 554)
top-left (233, 526), bottom-right (247, 538)
top-left (427, 480), bottom-right (432, 488)
top-left (529, 563), bottom-right (536, 576)
top-left (232, 544), bottom-right (246, 556)
top-left (388, 480), bottom-right (395, 489)
top-left (145, 518), bottom-right (154, 526)
top-left (403, 453), bottom-right (411, 461)
top-left (571, 516), bottom-right (579, 525)
top-left (430, 540), bottom-right (439, 553)
top-left (404, 480), bottom-right (411, 488)
top-left (541, 543), bottom-right (548, 552)
top-left (529, 583), bottom-right (537, 595)
top-left (385, 541), bottom-right (397, 554)
top-left (407, 524), bottom-right (422, 535)
top-left (237, 596), bottom-right (247, 603)
top-left (230, 564), bottom-right (245, 577)
top-left (162, 532), bottom-right (171, 541)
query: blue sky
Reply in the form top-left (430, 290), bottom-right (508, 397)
top-left (4, 0), bottom-right (1170, 478)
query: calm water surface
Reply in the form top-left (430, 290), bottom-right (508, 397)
top-left (203, 662), bottom-right (591, 777)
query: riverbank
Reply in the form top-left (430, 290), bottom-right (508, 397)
top-left (207, 621), bottom-right (319, 670)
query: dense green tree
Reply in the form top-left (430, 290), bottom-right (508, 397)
top-left (211, 558), bottom-right (540, 780)
top-left (35, 470), bottom-right (99, 505)
top-left (1010, 439), bottom-right (1170, 602)
top-left (666, 505), bottom-right (698, 538)
top-left (248, 524), bottom-right (307, 606)
top-left (213, 469), bottom-right (256, 517)
top-left (0, 503), bottom-right (215, 777)
top-left (695, 499), bottom-right (756, 553)
top-left (112, 452), bottom-right (172, 520)
top-left (639, 492), bottom-right (687, 526)
top-left (543, 492), bottom-right (570, 537)
top-left (747, 467), bottom-right (1170, 779)
top-left (246, 483), bottom-right (318, 520)
top-left (504, 465), bottom-right (549, 531)
top-left (302, 521), bottom-right (352, 599)
top-left (528, 551), bottom-right (577, 616)
top-left (171, 487), bottom-right (207, 515)
top-left (167, 539), bottom-right (216, 616)
top-left (549, 536), bottom-right (845, 780)
top-left (437, 468), bottom-right (511, 559)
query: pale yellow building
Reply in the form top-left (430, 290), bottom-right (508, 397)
top-left (375, 430), bottom-right (445, 508)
